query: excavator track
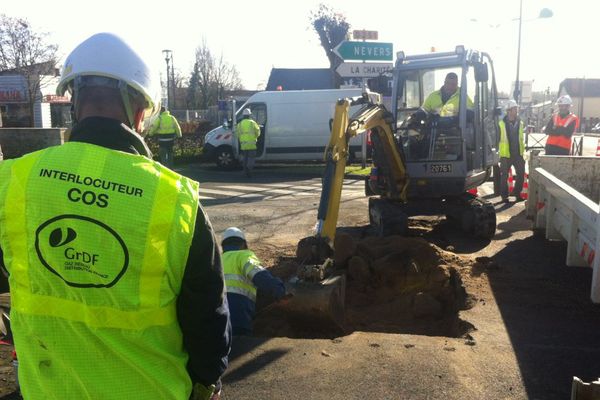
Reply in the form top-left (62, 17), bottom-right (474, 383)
top-left (369, 194), bottom-right (496, 240)
top-left (368, 197), bottom-right (409, 237)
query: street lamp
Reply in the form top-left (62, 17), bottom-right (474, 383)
top-left (513, 3), bottom-right (553, 102)
top-left (162, 49), bottom-right (172, 109)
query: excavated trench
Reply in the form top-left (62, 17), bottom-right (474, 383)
top-left (253, 228), bottom-right (477, 339)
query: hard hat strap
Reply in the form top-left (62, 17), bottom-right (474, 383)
top-left (119, 81), bottom-right (136, 129)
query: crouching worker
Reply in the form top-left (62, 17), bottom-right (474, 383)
top-left (222, 227), bottom-right (286, 335)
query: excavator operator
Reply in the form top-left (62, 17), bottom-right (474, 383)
top-left (422, 72), bottom-right (473, 117)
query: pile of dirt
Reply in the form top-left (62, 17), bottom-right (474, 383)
top-left (254, 232), bottom-right (476, 339)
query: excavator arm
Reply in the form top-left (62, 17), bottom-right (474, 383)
top-left (315, 95), bottom-right (409, 246)
top-left (289, 96), bottom-right (409, 330)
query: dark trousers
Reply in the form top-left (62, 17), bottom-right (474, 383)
top-left (241, 149), bottom-right (257, 176)
top-left (158, 141), bottom-right (175, 168)
top-left (500, 155), bottom-right (525, 199)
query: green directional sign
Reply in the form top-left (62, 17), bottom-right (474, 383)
top-left (333, 41), bottom-right (393, 61)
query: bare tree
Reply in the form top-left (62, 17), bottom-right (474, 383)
top-left (187, 40), bottom-right (243, 110)
top-left (0, 14), bottom-right (58, 125)
top-left (309, 4), bottom-right (350, 88)
top-left (213, 53), bottom-right (243, 102)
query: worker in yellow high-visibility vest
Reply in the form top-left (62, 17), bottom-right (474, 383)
top-left (235, 108), bottom-right (261, 177)
top-left (422, 72), bottom-right (473, 117)
top-left (221, 227), bottom-right (286, 336)
top-left (498, 99), bottom-right (525, 203)
top-left (148, 106), bottom-right (182, 168)
top-left (0, 33), bottom-right (230, 400)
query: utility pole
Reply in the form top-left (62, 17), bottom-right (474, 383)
top-left (170, 52), bottom-right (176, 110)
top-left (514, 0), bottom-right (523, 103)
top-left (162, 50), bottom-right (172, 109)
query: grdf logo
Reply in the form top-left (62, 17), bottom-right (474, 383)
top-left (35, 215), bottom-right (129, 288)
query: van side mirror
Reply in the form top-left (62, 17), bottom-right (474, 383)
top-left (475, 62), bottom-right (489, 82)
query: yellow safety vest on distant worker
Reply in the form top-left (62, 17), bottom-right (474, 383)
top-left (222, 250), bottom-right (265, 301)
top-left (498, 119), bottom-right (525, 158)
top-left (236, 118), bottom-right (261, 151)
top-left (422, 88), bottom-right (474, 117)
top-left (149, 111), bottom-right (182, 140)
top-left (0, 141), bottom-right (199, 399)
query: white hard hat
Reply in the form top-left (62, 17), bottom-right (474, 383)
top-left (57, 33), bottom-right (161, 126)
top-left (242, 108), bottom-right (252, 116)
top-left (505, 99), bottom-right (519, 110)
top-left (222, 227), bottom-right (246, 242)
top-left (556, 95), bottom-right (573, 106)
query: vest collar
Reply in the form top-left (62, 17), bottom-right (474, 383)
top-left (69, 117), bottom-right (151, 157)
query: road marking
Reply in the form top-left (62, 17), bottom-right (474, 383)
top-left (259, 182), bottom-right (316, 188)
top-left (200, 181), bottom-right (367, 200)
top-left (220, 185), bottom-right (276, 192)
top-left (200, 188), bottom-right (247, 197)
top-left (220, 185), bottom-right (296, 195)
top-left (286, 185), bottom-right (325, 191)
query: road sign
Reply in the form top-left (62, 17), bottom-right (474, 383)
top-left (333, 41), bottom-right (393, 61)
top-left (353, 30), bottom-right (378, 40)
top-left (335, 62), bottom-right (393, 78)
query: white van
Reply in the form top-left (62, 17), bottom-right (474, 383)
top-left (203, 89), bottom-right (378, 169)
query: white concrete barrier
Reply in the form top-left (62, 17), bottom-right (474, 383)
top-left (527, 154), bottom-right (600, 302)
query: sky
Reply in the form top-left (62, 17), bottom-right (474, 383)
top-left (3, 0), bottom-right (599, 95)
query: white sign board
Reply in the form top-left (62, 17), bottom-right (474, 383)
top-left (353, 30), bottom-right (378, 40)
top-left (511, 80), bottom-right (533, 104)
top-left (336, 62), bottom-right (393, 78)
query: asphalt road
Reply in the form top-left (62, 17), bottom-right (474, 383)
top-left (175, 162), bottom-right (600, 400)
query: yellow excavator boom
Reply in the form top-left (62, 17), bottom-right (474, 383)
top-left (315, 95), bottom-right (409, 245)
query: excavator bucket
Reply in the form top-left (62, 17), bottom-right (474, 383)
top-left (283, 274), bottom-right (346, 332)
top-left (274, 237), bottom-right (346, 332)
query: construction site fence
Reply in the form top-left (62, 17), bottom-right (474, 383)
top-left (170, 107), bottom-right (230, 126)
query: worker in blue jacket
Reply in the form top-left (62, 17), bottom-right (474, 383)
top-left (221, 227), bottom-right (286, 335)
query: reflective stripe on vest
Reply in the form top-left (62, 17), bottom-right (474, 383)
top-left (0, 142), bottom-right (199, 399)
top-left (553, 113), bottom-right (579, 130)
top-left (498, 119), bottom-right (524, 158)
top-left (223, 250), bottom-right (263, 301)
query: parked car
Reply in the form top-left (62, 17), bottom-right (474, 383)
top-left (591, 122), bottom-right (600, 133)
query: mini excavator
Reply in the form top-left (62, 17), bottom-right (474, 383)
top-left (288, 47), bottom-right (500, 328)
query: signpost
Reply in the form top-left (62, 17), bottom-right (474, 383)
top-left (334, 33), bottom-right (392, 168)
top-left (333, 41), bottom-right (393, 61)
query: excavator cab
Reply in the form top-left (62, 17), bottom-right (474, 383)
top-left (392, 46), bottom-right (500, 198)
top-left (366, 46), bottom-right (498, 239)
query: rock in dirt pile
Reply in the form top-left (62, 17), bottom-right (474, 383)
top-left (253, 232), bottom-right (476, 339)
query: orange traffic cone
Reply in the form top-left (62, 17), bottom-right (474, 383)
top-left (521, 173), bottom-right (528, 200)
top-left (508, 167), bottom-right (514, 194)
top-left (508, 168), bottom-right (527, 200)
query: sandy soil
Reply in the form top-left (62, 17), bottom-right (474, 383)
top-left (253, 219), bottom-right (485, 339)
